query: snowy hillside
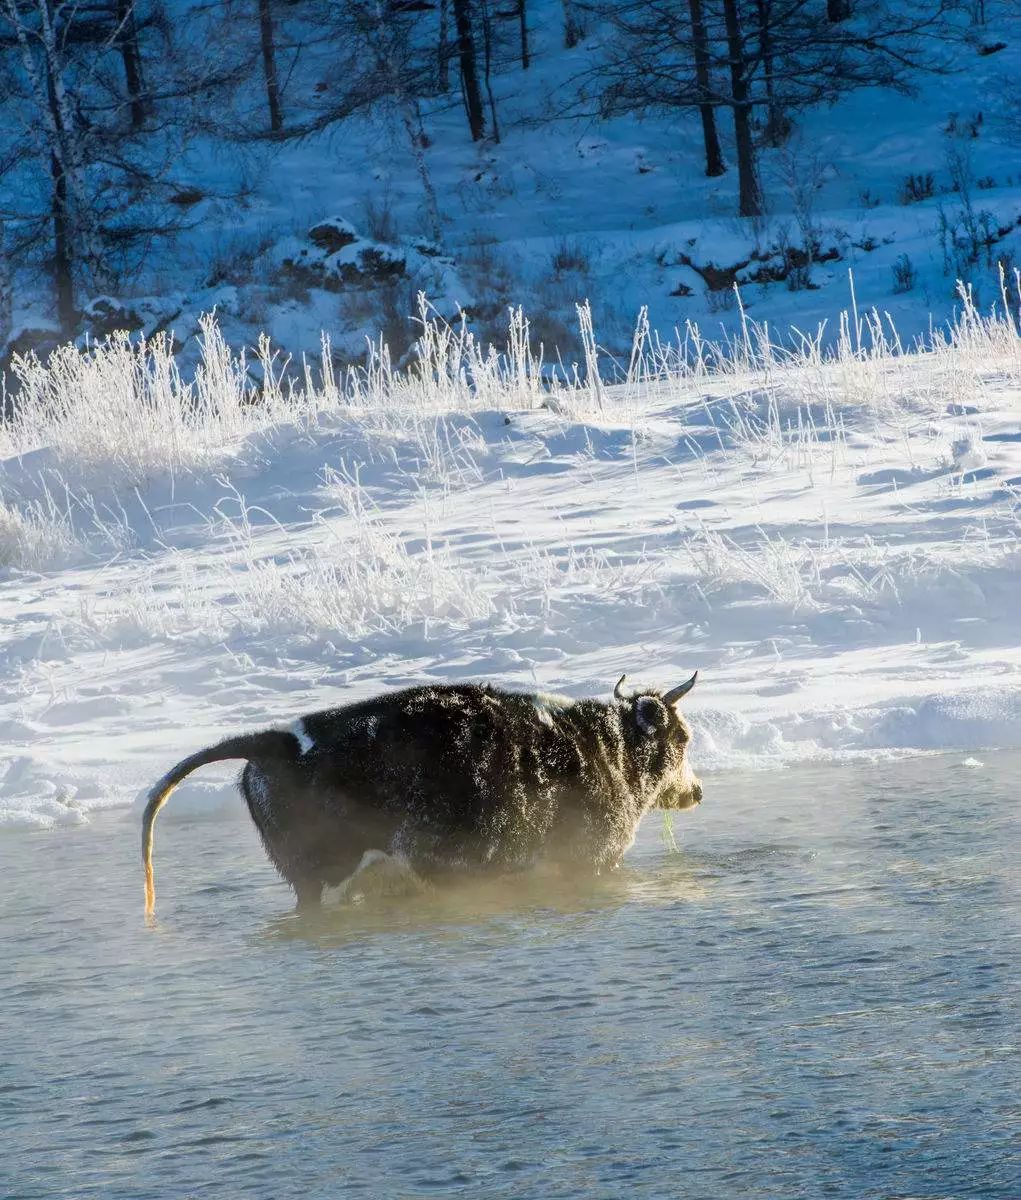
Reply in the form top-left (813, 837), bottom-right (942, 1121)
top-left (209, 3), bottom-right (1021, 364)
top-left (1, 295), bottom-right (1018, 829)
top-left (3, 0), bottom-right (1021, 370)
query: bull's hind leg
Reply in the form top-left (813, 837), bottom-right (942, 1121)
top-left (240, 763), bottom-right (342, 912)
top-left (323, 850), bottom-right (427, 906)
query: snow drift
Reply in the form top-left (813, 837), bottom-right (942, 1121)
top-left (1, 290), bottom-right (1019, 829)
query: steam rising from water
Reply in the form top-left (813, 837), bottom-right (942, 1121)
top-left (2, 753), bottom-right (1016, 1199)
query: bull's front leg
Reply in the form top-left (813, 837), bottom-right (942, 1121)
top-left (292, 877), bottom-right (324, 911)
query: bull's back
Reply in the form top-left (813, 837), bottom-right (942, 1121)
top-left (315, 686), bottom-right (577, 861)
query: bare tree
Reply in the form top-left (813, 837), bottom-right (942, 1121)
top-left (721, 0), bottom-right (761, 215)
top-left (480, 0), bottom-right (500, 141)
top-left (1, 0), bottom-right (106, 328)
top-left (437, 0), bottom-right (450, 90)
top-left (114, 0), bottom-right (149, 129)
top-left (452, 0), bottom-right (486, 140)
top-left (754, 0), bottom-right (788, 147)
top-left (258, 0), bottom-right (283, 133)
top-left (517, 0), bottom-right (529, 69)
top-left (561, 0), bottom-right (583, 48)
top-left (599, 0), bottom-right (960, 220)
top-left (279, 2), bottom-right (444, 239)
top-left (0, 0), bottom-right (235, 330)
top-left (363, 3), bottom-right (444, 238)
top-left (688, 0), bottom-right (725, 176)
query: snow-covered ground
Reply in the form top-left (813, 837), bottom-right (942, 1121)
top-left (161, 1), bottom-right (1021, 363)
top-left (1, 293), bottom-right (1019, 830)
top-left (8, 2), bottom-right (1020, 369)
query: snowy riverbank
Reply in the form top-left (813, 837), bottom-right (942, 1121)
top-left (2, 294), bottom-right (1019, 829)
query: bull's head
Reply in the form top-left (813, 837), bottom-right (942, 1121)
top-left (614, 672), bottom-right (703, 810)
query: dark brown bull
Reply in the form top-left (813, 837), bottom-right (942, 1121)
top-left (142, 674), bottom-right (701, 918)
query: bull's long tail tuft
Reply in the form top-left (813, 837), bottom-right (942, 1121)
top-left (142, 729), bottom-right (299, 921)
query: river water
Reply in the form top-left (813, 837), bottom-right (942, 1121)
top-left (2, 753), bottom-right (1017, 1199)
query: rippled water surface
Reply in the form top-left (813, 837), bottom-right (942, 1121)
top-left (3, 753), bottom-right (1018, 1198)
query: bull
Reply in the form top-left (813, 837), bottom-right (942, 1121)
top-left (142, 672), bottom-right (701, 918)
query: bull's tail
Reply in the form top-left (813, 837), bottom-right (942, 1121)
top-left (142, 729), bottom-right (299, 920)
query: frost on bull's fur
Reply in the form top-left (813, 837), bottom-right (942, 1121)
top-left (532, 691), bottom-right (575, 727)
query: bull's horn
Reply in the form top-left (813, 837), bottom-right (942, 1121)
top-left (613, 674), bottom-right (628, 700)
top-left (663, 672), bottom-right (698, 704)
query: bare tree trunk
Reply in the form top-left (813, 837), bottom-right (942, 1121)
top-left (561, 0), bottom-right (582, 49)
top-left (399, 103), bottom-right (443, 243)
top-left (687, 0), bottom-right (725, 177)
top-left (38, 0), bottom-right (101, 274)
top-left (826, 0), bottom-right (851, 21)
top-left (755, 0), bottom-right (784, 146)
top-left (481, 0), bottom-right (500, 142)
top-left (258, 0), bottom-right (283, 133)
top-left (722, 0), bottom-right (762, 217)
top-left (115, 0), bottom-right (148, 130)
top-left (50, 151), bottom-right (75, 333)
top-left (5, 0), bottom-right (105, 323)
top-left (518, 0), bottom-right (529, 69)
top-left (438, 0), bottom-right (450, 91)
top-left (45, 62), bottom-right (77, 330)
top-left (0, 222), bottom-right (11, 351)
top-left (452, 0), bottom-right (486, 140)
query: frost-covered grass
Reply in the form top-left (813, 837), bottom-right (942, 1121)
top-left (684, 524), bottom-right (1020, 613)
top-left (1, 289), bottom-right (1020, 827)
top-left (4, 276), bottom-right (1019, 492)
top-left (1, 319), bottom-right (299, 484)
top-left (0, 498), bottom-right (76, 570)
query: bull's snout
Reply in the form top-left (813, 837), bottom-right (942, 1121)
top-left (663, 775), bottom-right (702, 810)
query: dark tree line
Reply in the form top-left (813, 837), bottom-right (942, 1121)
top-left (0, 0), bottom-right (994, 336)
top-left (599, 0), bottom-right (965, 216)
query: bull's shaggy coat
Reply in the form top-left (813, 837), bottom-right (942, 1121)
top-left (142, 677), bottom-right (701, 917)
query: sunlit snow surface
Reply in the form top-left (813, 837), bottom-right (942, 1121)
top-left (1, 305), bottom-right (1019, 828)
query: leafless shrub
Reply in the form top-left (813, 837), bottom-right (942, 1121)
top-left (550, 238), bottom-right (591, 276)
top-left (899, 172), bottom-right (935, 204)
top-left (772, 137), bottom-right (830, 289)
top-left (360, 189), bottom-right (399, 244)
top-left (891, 254), bottom-right (917, 294)
top-left (706, 286), bottom-right (737, 313)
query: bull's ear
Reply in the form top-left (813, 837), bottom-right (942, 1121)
top-left (663, 672), bottom-right (698, 707)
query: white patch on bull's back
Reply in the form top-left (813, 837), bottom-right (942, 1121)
top-left (290, 719), bottom-right (315, 755)
top-left (532, 692), bottom-right (574, 727)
